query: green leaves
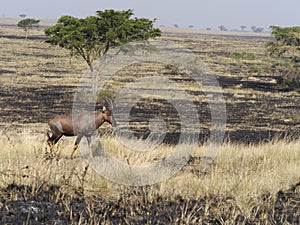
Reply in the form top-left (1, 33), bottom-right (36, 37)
top-left (44, 9), bottom-right (161, 67)
top-left (17, 18), bottom-right (40, 31)
top-left (17, 18), bottom-right (40, 39)
top-left (266, 26), bottom-right (300, 62)
top-left (45, 16), bottom-right (98, 63)
top-left (269, 26), bottom-right (300, 45)
top-left (267, 26), bottom-right (300, 90)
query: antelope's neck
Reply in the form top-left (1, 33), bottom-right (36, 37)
top-left (95, 112), bottom-right (105, 128)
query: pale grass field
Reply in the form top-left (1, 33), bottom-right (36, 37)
top-left (0, 128), bottom-right (299, 210)
top-left (0, 26), bottom-right (86, 89)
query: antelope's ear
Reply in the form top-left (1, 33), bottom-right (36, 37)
top-left (102, 106), bottom-right (107, 112)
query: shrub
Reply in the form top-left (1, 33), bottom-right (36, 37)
top-left (250, 65), bottom-right (263, 73)
top-left (267, 26), bottom-right (300, 91)
top-left (230, 52), bottom-right (256, 60)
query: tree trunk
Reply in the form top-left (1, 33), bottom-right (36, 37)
top-left (89, 64), bottom-right (97, 95)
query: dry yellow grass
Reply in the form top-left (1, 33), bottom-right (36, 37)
top-left (165, 139), bottom-right (300, 213)
top-left (0, 128), bottom-right (299, 206)
top-left (0, 28), bottom-right (85, 88)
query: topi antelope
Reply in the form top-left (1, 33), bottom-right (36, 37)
top-left (47, 97), bottom-right (116, 159)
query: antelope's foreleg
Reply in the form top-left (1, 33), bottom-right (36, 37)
top-left (47, 124), bottom-right (63, 152)
top-left (46, 131), bottom-right (55, 152)
top-left (70, 136), bottom-right (83, 159)
top-left (47, 134), bottom-right (62, 152)
top-left (46, 129), bottom-right (53, 149)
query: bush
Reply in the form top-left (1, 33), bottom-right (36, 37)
top-left (230, 52), bottom-right (256, 60)
top-left (281, 73), bottom-right (300, 90)
top-left (267, 26), bottom-right (300, 91)
top-left (250, 65), bottom-right (263, 73)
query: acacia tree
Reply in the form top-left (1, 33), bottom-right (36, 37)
top-left (267, 26), bottom-right (300, 89)
top-left (266, 26), bottom-right (300, 62)
top-left (218, 25), bottom-right (227, 31)
top-left (45, 9), bottom-right (161, 94)
top-left (240, 25), bottom-right (247, 32)
top-left (17, 18), bottom-right (40, 39)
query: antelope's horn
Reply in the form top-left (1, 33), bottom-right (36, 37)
top-left (103, 96), bottom-right (113, 110)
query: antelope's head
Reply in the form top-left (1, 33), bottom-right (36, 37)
top-left (102, 96), bottom-right (117, 127)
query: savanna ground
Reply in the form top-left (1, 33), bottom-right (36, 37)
top-left (0, 19), bottom-right (299, 224)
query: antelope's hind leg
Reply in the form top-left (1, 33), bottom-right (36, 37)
top-left (86, 136), bottom-right (91, 147)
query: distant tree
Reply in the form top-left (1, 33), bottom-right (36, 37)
top-left (174, 24), bottom-right (179, 28)
top-left (189, 25), bottom-right (194, 28)
top-left (240, 25), bottom-right (247, 32)
top-left (256, 27), bottom-right (264, 33)
top-left (251, 26), bottom-right (264, 33)
top-left (218, 25), bottom-right (228, 31)
top-left (45, 9), bottom-right (161, 94)
top-left (19, 14), bottom-right (27, 18)
top-left (17, 18), bottom-right (40, 39)
top-left (251, 26), bottom-right (256, 32)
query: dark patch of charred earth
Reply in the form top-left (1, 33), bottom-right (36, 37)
top-left (0, 85), bottom-right (75, 124)
top-left (0, 34), bottom-right (299, 144)
top-left (0, 182), bottom-right (299, 224)
top-left (0, 72), bottom-right (299, 144)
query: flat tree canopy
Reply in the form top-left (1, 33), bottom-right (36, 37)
top-left (45, 9), bottom-right (161, 93)
top-left (17, 18), bottom-right (40, 39)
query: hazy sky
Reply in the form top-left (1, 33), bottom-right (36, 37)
top-left (2, 0), bottom-right (299, 30)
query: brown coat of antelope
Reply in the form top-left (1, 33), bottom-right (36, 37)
top-left (46, 97), bottom-right (116, 159)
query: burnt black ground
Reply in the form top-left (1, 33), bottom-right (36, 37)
top-left (0, 32), bottom-right (299, 143)
top-left (0, 66), bottom-right (299, 144)
top-left (0, 182), bottom-right (299, 224)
